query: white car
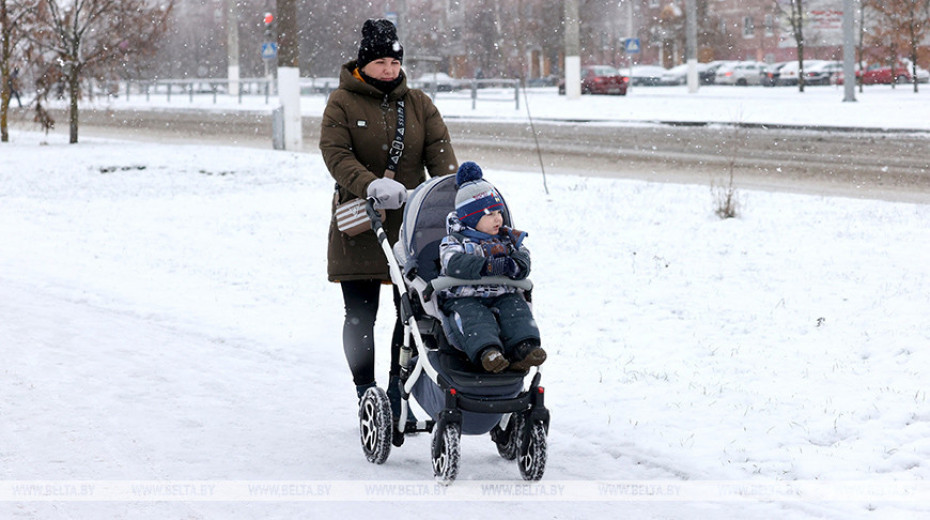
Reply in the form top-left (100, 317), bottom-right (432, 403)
top-left (776, 60), bottom-right (827, 86)
top-left (901, 58), bottom-right (930, 83)
top-left (628, 65), bottom-right (667, 86)
top-left (413, 72), bottom-right (465, 92)
top-left (659, 63), bottom-right (711, 86)
top-left (714, 61), bottom-right (766, 86)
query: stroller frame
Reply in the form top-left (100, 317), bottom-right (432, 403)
top-left (357, 177), bottom-right (550, 484)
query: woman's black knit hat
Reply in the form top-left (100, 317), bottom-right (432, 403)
top-left (357, 19), bottom-right (404, 69)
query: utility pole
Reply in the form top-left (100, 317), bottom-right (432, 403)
top-left (564, 0), bottom-right (581, 99)
top-left (625, 0), bottom-right (634, 94)
top-left (395, 0), bottom-right (407, 45)
top-left (226, 0), bottom-right (239, 96)
top-left (842, 0), bottom-right (856, 102)
top-left (685, 0), bottom-right (698, 93)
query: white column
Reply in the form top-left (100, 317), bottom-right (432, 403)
top-left (564, 0), bottom-right (581, 99)
top-left (226, 0), bottom-right (240, 96)
top-left (278, 67), bottom-right (302, 151)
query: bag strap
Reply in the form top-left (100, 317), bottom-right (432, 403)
top-left (384, 98), bottom-right (405, 180)
top-left (335, 98), bottom-right (405, 191)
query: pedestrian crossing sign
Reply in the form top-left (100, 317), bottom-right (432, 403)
top-left (261, 42), bottom-right (278, 60)
top-left (624, 38), bottom-right (641, 54)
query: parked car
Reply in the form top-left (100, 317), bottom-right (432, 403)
top-left (701, 60), bottom-right (733, 85)
top-left (776, 60), bottom-right (826, 86)
top-left (760, 62), bottom-right (787, 87)
top-left (558, 65), bottom-right (629, 95)
top-left (805, 61), bottom-right (843, 85)
top-left (413, 72), bottom-right (464, 92)
top-left (658, 63), bottom-right (712, 86)
top-left (628, 65), bottom-right (666, 86)
top-left (714, 61), bottom-right (766, 86)
top-left (859, 62), bottom-right (912, 84)
top-left (916, 67), bottom-right (930, 84)
top-left (901, 58), bottom-right (930, 83)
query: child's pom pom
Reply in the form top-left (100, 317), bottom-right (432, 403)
top-left (456, 161), bottom-right (483, 187)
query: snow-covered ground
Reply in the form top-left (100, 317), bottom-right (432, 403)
top-left (2, 85), bottom-right (930, 519)
top-left (64, 80), bottom-right (930, 131)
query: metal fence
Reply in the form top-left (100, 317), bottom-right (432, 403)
top-left (86, 77), bottom-right (522, 110)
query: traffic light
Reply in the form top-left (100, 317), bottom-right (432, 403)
top-left (263, 12), bottom-right (274, 41)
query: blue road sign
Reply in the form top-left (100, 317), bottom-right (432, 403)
top-left (261, 42), bottom-right (278, 60)
top-left (625, 38), bottom-right (641, 54)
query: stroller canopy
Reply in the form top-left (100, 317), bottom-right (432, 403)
top-left (396, 174), bottom-right (513, 281)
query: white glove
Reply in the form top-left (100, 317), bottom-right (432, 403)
top-left (366, 177), bottom-right (408, 210)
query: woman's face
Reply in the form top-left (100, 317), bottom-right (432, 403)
top-left (361, 58), bottom-right (402, 81)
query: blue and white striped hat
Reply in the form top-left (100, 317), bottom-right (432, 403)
top-left (454, 161), bottom-right (504, 229)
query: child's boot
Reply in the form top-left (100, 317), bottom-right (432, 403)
top-left (481, 347), bottom-right (510, 373)
top-left (509, 342), bottom-right (546, 371)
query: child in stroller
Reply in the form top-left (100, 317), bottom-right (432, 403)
top-left (438, 161), bottom-right (546, 373)
top-left (356, 162), bottom-right (549, 483)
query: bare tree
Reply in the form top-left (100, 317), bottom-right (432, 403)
top-left (864, 0), bottom-right (930, 92)
top-left (1, 0), bottom-right (36, 142)
top-left (781, 0), bottom-right (809, 92)
top-left (32, 0), bottom-right (172, 143)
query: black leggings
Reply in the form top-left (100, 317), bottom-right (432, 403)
top-left (340, 280), bottom-right (404, 386)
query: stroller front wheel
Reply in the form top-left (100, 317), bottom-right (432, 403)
top-left (518, 420), bottom-right (547, 481)
top-left (431, 422), bottom-right (461, 485)
top-left (359, 387), bottom-right (393, 464)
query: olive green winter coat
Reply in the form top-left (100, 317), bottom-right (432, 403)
top-left (321, 61), bottom-right (458, 282)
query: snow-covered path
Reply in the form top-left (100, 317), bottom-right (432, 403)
top-left (3, 131), bottom-right (929, 519)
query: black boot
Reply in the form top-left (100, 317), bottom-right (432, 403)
top-left (356, 382), bottom-right (376, 402)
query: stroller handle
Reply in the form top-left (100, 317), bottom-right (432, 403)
top-left (364, 197), bottom-right (383, 230)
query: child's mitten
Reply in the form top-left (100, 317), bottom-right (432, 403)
top-left (482, 256), bottom-right (519, 278)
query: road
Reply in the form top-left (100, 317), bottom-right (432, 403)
top-left (43, 106), bottom-right (930, 203)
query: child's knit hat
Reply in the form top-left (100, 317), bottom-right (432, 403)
top-left (454, 162), bottom-right (504, 229)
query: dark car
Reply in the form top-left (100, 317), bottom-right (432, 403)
top-left (760, 62), bottom-right (787, 87)
top-left (559, 65), bottom-right (629, 95)
top-left (700, 61), bottom-right (732, 85)
top-left (805, 61), bottom-right (843, 85)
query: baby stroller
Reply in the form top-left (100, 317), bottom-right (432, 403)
top-left (357, 174), bottom-right (550, 484)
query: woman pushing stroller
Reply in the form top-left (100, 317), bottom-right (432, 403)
top-left (439, 162), bottom-right (547, 373)
top-left (320, 18), bottom-right (457, 418)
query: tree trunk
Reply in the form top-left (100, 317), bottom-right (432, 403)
top-left (791, 0), bottom-right (806, 93)
top-left (798, 43), bottom-right (806, 92)
top-left (1, 64), bottom-right (9, 142)
top-left (1, 0), bottom-right (10, 143)
top-left (1, 89), bottom-right (8, 142)
top-left (68, 68), bottom-right (80, 144)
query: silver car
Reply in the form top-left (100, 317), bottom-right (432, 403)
top-left (714, 61), bottom-right (766, 86)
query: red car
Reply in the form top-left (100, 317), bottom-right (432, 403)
top-left (559, 65), bottom-right (629, 95)
top-left (838, 62), bottom-right (912, 85)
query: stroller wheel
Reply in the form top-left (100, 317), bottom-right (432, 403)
top-left (359, 387), bottom-right (393, 464)
top-left (518, 420), bottom-right (547, 481)
top-left (431, 422), bottom-right (461, 485)
top-left (491, 413), bottom-right (522, 461)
